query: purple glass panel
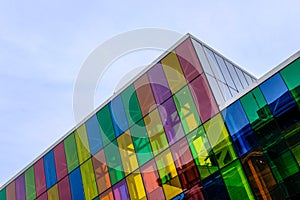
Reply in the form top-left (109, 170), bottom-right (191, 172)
top-left (175, 38), bottom-right (203, 82)
top-left (34, 158), bottom-right (46, 197)
top-left (16, 174), bottom-right (26, 200)
top-left (158, 97), bottom-right (185, 145)
top-left (189, 74), bottom-right (219, 123)
top-left (113, 179), bottom-right (130, 200)
top-left (147, 63), bottom-right (172, 104)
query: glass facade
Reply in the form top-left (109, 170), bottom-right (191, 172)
top-left (1, 35), bottom-right (300, 200)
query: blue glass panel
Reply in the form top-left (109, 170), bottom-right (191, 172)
top-left (44, 150), bottom-right (57, 189)
top-left (260, 73), bottom-right (295, 116)
top-left (222, 101), bottom-right (258, 156)
top-left (110, 95), bottom-right (129, 137)
top-left (86, 115), bottom-right (103, 155)
top-left (202, 172), bottom-right (230, 200)
top-left (69, 168), bottom-right (85, 200)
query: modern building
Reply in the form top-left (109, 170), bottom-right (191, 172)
top-left (0, 34), bottom-right (299, 200)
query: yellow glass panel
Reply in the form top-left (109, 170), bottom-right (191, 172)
top-left (126, 171), bottom-right (147, 200)
top-left (47, 184), bottom-right (59, 200)
top-left (155, 149), bottom-right (182, 199)
top-left (117, 131), bottom-right (139, 175)
top-left (75, 124), bottom-right (91, 164)
top-left (161, 52), bottom-right (187, 94)
top-left (80, 159), bottom-right (98, 200)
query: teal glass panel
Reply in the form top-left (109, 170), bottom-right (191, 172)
top-left (173, 85), bottom-right (201, 134)
top-left (121, 84), bottom-right (143, 127)
top-left (0, 188), bottom-right (6, 200)
top-left (130, 120), bottom-right (153, 166)
top-left (280, 58), bottom-right (300, 106)
top-left (221, 160), bottom-right (254, 200)
top-left (25, 166), bottom-right (36, 200)
top-left (104, 140), bottom-right (124, 185)
top-left (64, 133), bottom-right (79, 173)
top-left (96, 104), bottom-right (115, 147)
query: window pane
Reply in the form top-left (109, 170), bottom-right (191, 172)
top-left (97, 104), bottom-right (115, 147)
top-left (53, 142), bottom-right (68, 181)
top-left (192, 39), bottom-right (214, 75)
top-left (86, 115), bottom-right (103, 155)
top-left (80, 159), bottom-right (98, 200)
top-left (15, 174), bottom-right (25, 200)
top-left (206, 74), bottom-right (225, 105)
top-left (189, 74), bottom-right (218, 123)
top-left (144, 109), bottom-right (168, 155)
top-left (25, 166), bottom-right (36, 200)
top-left (117, 131), bottom-right (139, 175)
top-left (64, 133), bottom-right (79, 173)
top-left (113, 179), bottom-right (130, 200)
top-left (215, 54), bottom-right (235, 88)
top-left (34, 158), bottom-right (46, 197)
top-left (69, 168), bottom-right (85, 200)
top-left (110, 95), bottom-right (128, 137)
top-left (235, 67), bottom-right (248, 88)
top-left (47, 184), bottom-right (59, 200)
top-left (244, 73), bottom-right (253, 85)
top-left (175, 38), bottom-right (203, 82)
top-left (186, 126), bottom-right (218, 180)
top-left (58, 176), bottom-right (72, 200)
top-left (75, 124), bottom-right (91, 164)
top-left (6, 181), bottom-right (16, 200)
top-left (203, 47), bottom-right (226, 83)
top-left (217, 80), bottom-right (232, 101)
top-left (126, 171), bottom-right (146, 200)
top-left (161, 52), bottom-right (187, 94)
top-left (121, 84), bottom-right (142, 127)
top-left (134, 74), bottom-right (156, 116)
top-left (99, 189), bottom-right (113, 200)
top-left (44, 150), bottom-right (57, 189)
top-left (202, 172), bottom-right (229, 200)
top-left (147, 63), bottom-right (172, 104)
top-left (225, 60), bottom-right (243, 92)
top-left (221, 160), bottom-right (254, 200)
top-left (0, 189), bottom-right (6, 200)
top-left (173, 86), bottom-right (201, 134)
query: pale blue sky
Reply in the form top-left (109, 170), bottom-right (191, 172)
top-left (0, 0), bottom-right (299, 186)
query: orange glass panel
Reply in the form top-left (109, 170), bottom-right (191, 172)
top-left (99, 189), bottom-right (114, 200)
top-left (6, 181), bottom-right (16, 200)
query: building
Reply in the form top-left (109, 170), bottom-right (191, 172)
top-left (0, 34), bottom-right (299, 200)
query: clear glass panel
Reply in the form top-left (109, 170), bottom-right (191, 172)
top-left (206, 74), bottom-right (225, 105)
top-left (203, 47), bottom-right (226, 83)
top-left (191, 39), bottom-right (214, 75)
top-left (244, 73), bottom-right (254, 85)
top-left (80, 159), bottom-right (98, 200)
top-left (75, 124), bottom-right (91, 165)
top-left (225, 60), bottom-right (243, 92)
top-left (215, 54), bottom-right (235, 88)
top-left (217, 80), bottom-right (232, 101)
top-left (235, 67), bottom-right (248, 88)
top-left (126, 171), bottom-right (147, 200)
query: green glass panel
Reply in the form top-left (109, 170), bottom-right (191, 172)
top-left (75, 124), bottom-right (91, 164)
top-left (221, 160), bottom-right (254, 200)
top-left (291, 145), bottom-right (300, 166)
top-left (96, 104), bottom-right (115, 147)
top-left (173, 86), bottom-right (201, 134)
top-left (0, 188), bottom-right (6, 200)
top-left (25, 166), bottom-right (36, 200)
top-left (104, 140), bottom-right (124, 185)
top-left (64, 133), bottom-right (79, 173)
top-left (130, 120), bottom-right (153, 166)
top-left (204, 114), bottom-right (237, 168)
top-left (240, 87), bottom-right (272, 126)
top-left (121, 84), bottom-right (143, 127)
top-left (80, 159), bottom-right (98, 200)
top-left (280, 58), bottom-right (300, 106)
top-left (187, 126), bottom-right (218, 179)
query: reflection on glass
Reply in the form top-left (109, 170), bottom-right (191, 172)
top-left (192, 39), bottom-right (214, 75)
top-left (203, 47), bottom-right (226, 83)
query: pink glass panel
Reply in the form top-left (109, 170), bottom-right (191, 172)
top-left (34, 158), bottom-right (46, 197)
top-left (58, 176), bottom-right (72, 200)
top-left (54, 142), bottom-right (68, 181)
top-left (36, 191), bottom-right (47, 200)
top-left (6, 181), bottom-right (16, 200)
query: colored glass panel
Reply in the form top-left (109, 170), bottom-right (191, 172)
top-left (25, 166), bottom-right (36, 200)
top-left (58, 176), bottom-right (72, 200)
top-left (69, 168), bottom-right (85, 200)
top-left (113, 179), bottom-right (130, 200)
top-left (53, 142), bottom-right (68, 181)
top-left (281, 58), bottom-right (300, 106)
top-left (147, 63), bottom-right (172, 104)
top-left (6, 181), bottom-right (16, 200)
top-left (241, 147), bottom-right (284, 199)
top-left (130, 120), bottom-right (153, 166)
top-left (97, 104), bottom-right (115, 146)
top-left (15, 174), bottom-right (25, 200)
top-left (99, 189), bottom-right (114, 200)
top-left (204, 114), bottom-right (237, 168)
top-left (92, 149), bottom-right (111, 194)
top-left (104, 140), bottom-right (124, 185)
top-left (117, 131), bottom-right (139, 175)
top-left (161, 51), bottom-right (187, 94)
top-left (36, 192), bottom-right (47, 200)
top-left (171, 137), bottom-right (200, 190)
top-left (0, 189), bottom-right (5, 200)
top-left (189, 74), bottom-right (218, 123)
top-left (134, 74), bottom-right (156, 116)
top-left (121, 84), bottom-right (143, 127)
top-left (86, 115), bottom-right (103, 155)
top-left (222, 101), bottom-right (258, 156)
top-left (126, 171), bottom-right (146, 200)
top-left (260, 73), bottom-right (295, 116)
top-left (175, 38), bottom-right (203, 82)
top-left (144, 109), bottom-right (168, 155)
top-left (140, 159), bottom-right (164, 200)
top-left (80, 159), bottom-right (98, 200)
top-left (291, 145), bottom-right (300, 166)
top-left (158, 97), bottom-right (185, 145)
top-left (34, 158), bottom-right (46, 197)
top-left (155, 149), bottom-right (182, 199)
top-left (64, 133), bottom-right (79, 173)
top-left (110, 95), bottom-right (129, 137)
top-left (173, 85), bottom-right (201, 133)
top-left (47, 184), bottom-right (59, 200)
top-left (44, 150), bottom-right (57, 189)
top-left (187, 126), bottom-right (218, 179)
top-left (75, 124), bottom-right (91, 164)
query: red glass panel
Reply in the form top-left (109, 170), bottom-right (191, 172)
top-left (58, 176), bottom-right (72, 200)
top-left (34, 158), bottom-right (46, 197)
top-left (54, 142), bottom-right (68, 181)
top-left (36, 191), bottom-right (47, 200)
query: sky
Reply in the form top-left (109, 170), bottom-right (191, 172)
top-left (0, 0), bottom-right (299, 186)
